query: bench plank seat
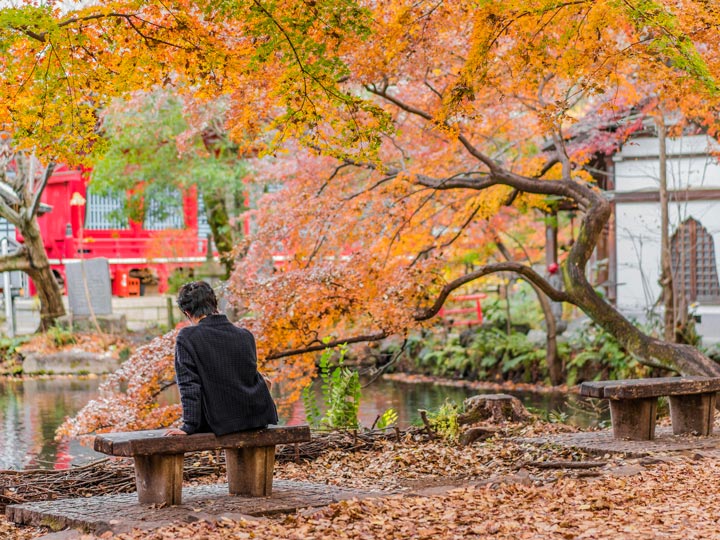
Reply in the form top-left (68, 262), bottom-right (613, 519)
top-left (94, 425), bottom-right (310, 456)
top-left (93, 425), bottom-right (310, 505)
top-left (580, 376), bottom-right (720, 400)
top-left (579, 377), bottom-right (720, 441)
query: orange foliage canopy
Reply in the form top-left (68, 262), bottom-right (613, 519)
top-left (230, 0), bottom-right (720, 398)
top-left (45, 0), bottom-right (720, 434)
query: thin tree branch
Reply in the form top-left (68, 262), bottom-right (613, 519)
top-left (14, 13), bottom-right (190, 50)
top-left (416, 262), bottom-right (570, 321)
top-left (0, 188), bottom-right (22, 226)
top-left (410, 202), bottom-right (483, 266)
top-left (266, 332), bottom-right (388, 360)
top-left (29, 162), bottom-right (55, 220)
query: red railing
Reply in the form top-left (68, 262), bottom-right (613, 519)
top-left (438, 294), bottom-right (486, 326)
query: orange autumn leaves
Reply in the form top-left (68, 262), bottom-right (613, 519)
top-left (41, 0), bottom-right (720, 432)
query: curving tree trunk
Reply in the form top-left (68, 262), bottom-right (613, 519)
top-left (495, 237), bottom-right (563, 385)
top-left (0, 143), bottom-right (65, 330)
top-left (20, 215), bottom-right (65, 330)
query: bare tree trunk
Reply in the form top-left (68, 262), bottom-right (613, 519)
top-left (495, 238), bottom-right (563, 385)
top-left (0, 146), bottom-right (65, 330)
top-left (20, 216), bottom-right (65, 330)
top-left (202, 189), bottom-right (235, 279)
top-left (527, 280), bottom-right (562, 385)
top-left (656, 116), bottom-right (675, 342)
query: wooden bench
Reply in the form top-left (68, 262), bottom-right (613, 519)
top-left (94, 424), bottom-right (310, 505)
top-left (580, 376), bottom-right (720, 441)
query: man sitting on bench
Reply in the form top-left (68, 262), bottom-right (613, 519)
top-left (165, 281), bottom-right (278, 437)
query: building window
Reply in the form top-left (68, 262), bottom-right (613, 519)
top-left (143, 187), bottom-right (184, 230)
top-left (85, 190), bottom-right (129, 230)
top-left (671, 217), bottom-right (720, 303)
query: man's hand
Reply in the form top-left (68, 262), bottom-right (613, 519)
top-left (164, 428), bottom-right (187, 436)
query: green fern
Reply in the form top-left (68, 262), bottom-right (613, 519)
top-left (302, 343), bottom-right (361, 429)
top-left (376, 408), bottom-right (398, 429)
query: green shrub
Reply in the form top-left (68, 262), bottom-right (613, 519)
top-left (481, 281), bottom-right (544, 331)
top-left (0, 336), bottom-right (28, 362)
top-left (424, 399), bottom-right (461, 441)
top-left (564, 321), bottom-right (645, 385)
top-left (47, 326), bottom-right (76, 347)
top-left (302, 344), bottom-right (361, 429)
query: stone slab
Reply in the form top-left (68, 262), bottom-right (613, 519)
top-left (55, 314), bottom-right (126, 334)
top-left (65, 258), bottom-right (112, 317)
top-left (22, 351), bottom-right (121, 375)
top-left (515, 426), bottom-right (720, 457)
top-left (7, 480), bottom-right (382, 535)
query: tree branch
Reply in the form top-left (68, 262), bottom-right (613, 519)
top-left (14, 12), bottom-right (192, 50)
top-left (28, 162), bottom-right (55, 220)
top-left (416, 262), bottom-right (570, 321)
top-left (0, 187), bottom-right (22, 226)
top-left (266, 332), bottom-right (388, 360)
top-left (0, 247), bottom-right (30, 273)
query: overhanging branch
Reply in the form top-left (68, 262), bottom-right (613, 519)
top-left (416, 262), bottom-right (570, 321)
top-left (266, 332), bottom-right (388, 360)
top-left (0, 190), bottom-right (22, 226)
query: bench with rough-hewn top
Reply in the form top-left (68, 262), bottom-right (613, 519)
top-left (94, 425), bottom-right (310, 505)
top-left (580, 376), bottom-right (720, 441)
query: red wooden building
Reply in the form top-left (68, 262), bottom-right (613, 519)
top-left (33, 165), bottom-right (212, 296)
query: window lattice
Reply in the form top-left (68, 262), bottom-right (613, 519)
top-left (143, 188), bottom-right (184, 230)
top-left (85, 191), bottom-right (129, 230)
top-left (671, 218), bottom-right (720, 303)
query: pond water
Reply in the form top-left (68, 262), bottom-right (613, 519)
top-left (0, 376), bottom-right (606, 471)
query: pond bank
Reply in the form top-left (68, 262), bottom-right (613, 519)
top-left (382, 372), bottom-right (573, 395)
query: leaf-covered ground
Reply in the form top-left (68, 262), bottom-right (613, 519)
top-left (108, 455), bottom-right (720, 539)
top-left (4, 423), bottom-right (720, 539)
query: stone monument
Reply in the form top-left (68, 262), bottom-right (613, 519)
top-left (57, 257), bottom-right (126, 332)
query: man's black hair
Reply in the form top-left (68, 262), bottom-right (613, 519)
top-left (177, 281), bottom-right (218, 318)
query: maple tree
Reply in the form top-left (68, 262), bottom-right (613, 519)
top-left (5, 0), bottom-right (720, 432)
top-left (228, 0), bottom-right (720, 391)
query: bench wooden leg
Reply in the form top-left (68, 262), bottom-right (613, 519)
top-left (669, 392), bottom-right (716, 436)
top-left (609, 398), bottom-right (657, 440)
top-left (133, 454), bottom-right (184, 505)
top-left (224, 446), bottom-right (275, 497)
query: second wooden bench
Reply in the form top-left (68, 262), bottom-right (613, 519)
top-left (94, 424), bottom-right (310, 505)
top-left (580, 376), bottom-right (720, 441)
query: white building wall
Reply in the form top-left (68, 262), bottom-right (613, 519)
top-left (615, 201), bottom-right (720, 309)
top-left (612, 134), bottom-right (720, 342)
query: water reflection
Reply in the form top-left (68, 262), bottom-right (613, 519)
top-left (0, 378), bottom-right (103, 470)
top-left (299, 379), bottom-right (605, 430)
top-left (0, 376), bottom-right (605, 470)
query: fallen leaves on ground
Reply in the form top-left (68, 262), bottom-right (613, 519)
top-left (6, 424), bottom-right (720, 539)
top-left (275, 426), bottom-right (587, 491)
top-left (112, 457), bottom-right (720, 539)
top-left (0, 516), bottom-right (43, 540)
